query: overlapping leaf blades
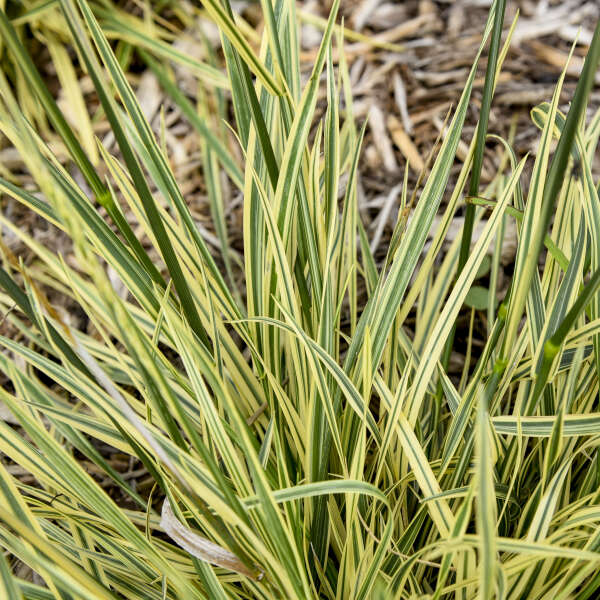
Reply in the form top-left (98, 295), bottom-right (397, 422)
top-left (0, 0), bottom-right (599, 598)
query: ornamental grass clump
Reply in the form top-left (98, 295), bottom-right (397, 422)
top-left (0, 0), bottom-right (599, 598)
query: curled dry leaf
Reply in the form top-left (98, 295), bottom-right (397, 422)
top-left (160, 497), bottom-right (263, 580)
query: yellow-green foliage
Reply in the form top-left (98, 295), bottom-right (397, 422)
top-left (0, 0), bottom-right (599, 598)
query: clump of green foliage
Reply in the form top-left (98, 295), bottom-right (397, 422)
top-left (0, 0), bottom-right (599, 597)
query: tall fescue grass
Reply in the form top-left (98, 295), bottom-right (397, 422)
top-left (0, 0), bottom-right (599, 597)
